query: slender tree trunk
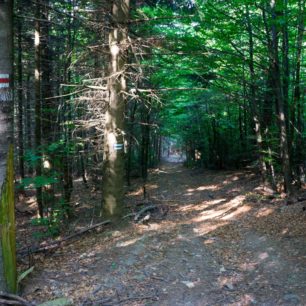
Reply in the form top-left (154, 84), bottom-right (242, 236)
top-left (126, 101), bottom-right (137, 186)
top-left (41, 0), bottom-right (52, 138)
top-left (26, 73), bottom-right (33, 175)
top-left (141, 110), bottom-right (150, 180)
top-left (270, 0), bottom-right (292, 193)
top-left (282, 0), bottom-right (290, 136)
top-left (102, 0), bottom-right (130, 218)
top-left (17, 16), bottom-right (24, 179)
top-left (62, 0), bottom-right (75, 215)
top-left (0, 0), bottom-right (15, 293)
top-left (293, 0), bottom-right (305, 185)
top-left (35, 0), bottom-right (43, 217)
top-left (246, 4), bottom-right (267, 181)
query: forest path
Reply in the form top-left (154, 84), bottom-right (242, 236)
top-left (22, 162), bottom-right (306, 305)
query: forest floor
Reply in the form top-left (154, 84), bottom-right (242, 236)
top-left (17, 159), bottom-right (306, 305)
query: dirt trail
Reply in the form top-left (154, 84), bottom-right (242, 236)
top-left (22, 162), bottom-right (306, 305)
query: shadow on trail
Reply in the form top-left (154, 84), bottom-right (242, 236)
top-left (22, 162), bottom-right (306, 305)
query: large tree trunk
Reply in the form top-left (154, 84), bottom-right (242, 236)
top-left (0, 0), bottom-right (16, 293)
top-left (102, 0), bottom-right (130, 218)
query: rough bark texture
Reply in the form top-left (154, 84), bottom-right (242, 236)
top-left (0, 0), bottom-right (14, 292)
top-left (102, 0), bottom-right (130, 218)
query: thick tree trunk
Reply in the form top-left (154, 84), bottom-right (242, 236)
top-left (102, 0), bottom-right (130, 218)
top-left (0, 0), bottom-right (15, 293)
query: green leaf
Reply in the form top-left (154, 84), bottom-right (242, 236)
top-left (17, 266), bottom-right (34, 285)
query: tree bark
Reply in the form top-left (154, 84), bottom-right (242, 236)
top-left (270, 0), bottom-right (292, 193)
top-left (246, 4), bottom-right (267, 181)
top-left (102, 0), bottom-right (130, 218)
top-left (35, 0), bottom-right (43, 217)
top-left (0, 0), bottom-right (15, 292)
top-left (293, 0), bottom-right (305, 185)
top-left (17, 16), bottom-right (24, 179)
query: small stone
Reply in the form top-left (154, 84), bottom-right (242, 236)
top-left (181, 281), bottom-right (195, 288)
top-left (220, 266), bottom-right (226, 273)
top-left (112, 231), bottom-right (121, 238)
top-left (224, 283), bottom-right (234, 291)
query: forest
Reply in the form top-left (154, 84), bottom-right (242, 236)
top-left (0, 0), bottom-right (305, 305)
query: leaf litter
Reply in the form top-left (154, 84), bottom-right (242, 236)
top-left (17, 162), bottom-right (306, 305)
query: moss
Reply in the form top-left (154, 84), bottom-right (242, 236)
top-left (0, 146), bottom-right (17, 293)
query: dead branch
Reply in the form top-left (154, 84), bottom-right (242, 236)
top-left (18, 220), bottom-right (111, 257)
top-left (134, 205), bottom-right (157, 221)
top-left (0, 293), bottom-right (35, 306)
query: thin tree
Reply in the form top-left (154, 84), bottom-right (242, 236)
top-left (35, 0), bottom-right (43, 217)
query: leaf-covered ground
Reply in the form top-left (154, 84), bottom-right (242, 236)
top-left (18, 161), bottom-right (306, 305)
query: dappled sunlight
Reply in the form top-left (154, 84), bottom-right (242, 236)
top-left (237, 294), bottom-right (257, 305)
top-left (258, 252), bottom-right (269, 260)
top-left (187, 184), bottom-right (219, 192)
top-left (255, 207), bottom-right (275, 218)
top-left (116, 237), bottom-right (143, 248)
top-left (193, 220), bottom-right (229, 236)
top-left (191, 195), bottom-right (247, 222)
top-left (240, 262), bottom-right (257, 272)
top-left (221, 204), bottom-right (252, 220)
top-left (194, 209), bottom-right (228, 221)
top-left (127, 183), bottom-right (158, 197)
top-left (175, 198), bottom-right (226, 213)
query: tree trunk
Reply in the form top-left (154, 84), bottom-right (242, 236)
top-left (102, 0), bottom-right (130, 218)
top-left (270, 0), bottom-right (292, 193)
top-left (126, 101), bottom-right (137, 186)
top-left (0, 0), bottom-right (16, 293)
top-left (141, 110), bottom-right (150, 180)
top-left (293, 0), bottom-right (305, 186)
top-left (17, 16), bottom-right (24, 179)
top-left (282, 0), bottom-right (290, 136)
top-left (35, 0), bottom-right (43, 217)
top-left (246, 4), bottom-right (267, 182)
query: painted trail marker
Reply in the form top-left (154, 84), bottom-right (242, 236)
top-left (0, 74), bottom-right (10, 88)
top-left (113, 143), bottom-right (124, 151)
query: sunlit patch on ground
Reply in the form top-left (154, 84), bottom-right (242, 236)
top-left (187, 184), bottom-right (219, 192)
top-left (193, 220), bottom-right (229, 235)
top-left (255, 207), bottom-right (275, 218)
top-left (19, 162), bottom-right (306, 305)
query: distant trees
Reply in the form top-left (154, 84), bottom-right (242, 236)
top-left (142, 0), bottom-right (305, 192)
top-left (7, 0), bottom-right (305, 229)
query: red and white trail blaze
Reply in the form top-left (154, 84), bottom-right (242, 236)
top-left (0, 74), bottom-right (10, 88)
